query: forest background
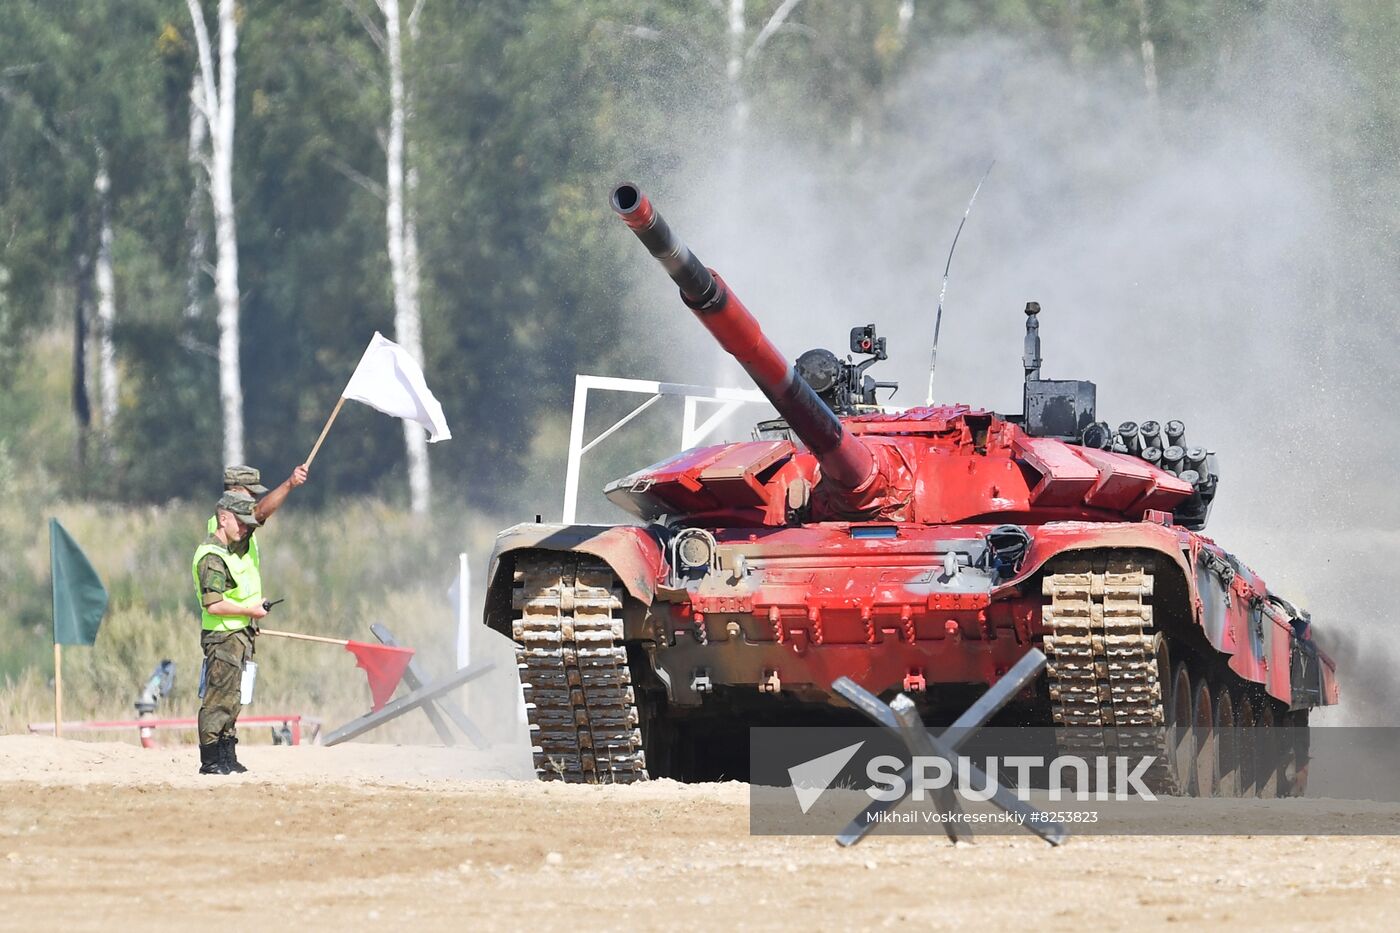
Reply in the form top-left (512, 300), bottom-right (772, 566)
top-left (2, 1), bottom-right (1397, 734)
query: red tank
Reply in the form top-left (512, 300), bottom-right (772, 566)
top-left (485, 184), bottom-right (1338, 792)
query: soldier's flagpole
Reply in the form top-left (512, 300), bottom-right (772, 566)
top-left (259, 627), bottom-right (351, 646)
top-left (53, 642), bottom-right (63, 739)
top-left (305, 397), bottom-right (346, 468)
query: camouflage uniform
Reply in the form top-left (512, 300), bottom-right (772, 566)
top-left (195, 539), bottom-right (255, 746)
top-left (194, 491), bottom-right (263, 775)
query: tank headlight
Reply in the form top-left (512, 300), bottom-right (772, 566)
top-left (676, 533), bottom-right (714, 570)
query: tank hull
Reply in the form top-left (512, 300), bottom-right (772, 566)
top-left (487, 516), bottom-right (1336, 788)
top-left (489, 518), bottom-right (1336, 711)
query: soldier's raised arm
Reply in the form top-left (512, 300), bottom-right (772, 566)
top-left (252, 464), bottom-right (309, 524)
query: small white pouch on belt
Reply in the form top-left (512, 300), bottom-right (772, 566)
top-left (240, 660), bottom-right (258, 705)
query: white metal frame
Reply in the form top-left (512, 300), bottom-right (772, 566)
top-left (561, 374), bottom-right (768, 523)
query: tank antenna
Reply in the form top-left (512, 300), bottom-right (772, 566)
top-left (925, 160), bottom-right (995, 406)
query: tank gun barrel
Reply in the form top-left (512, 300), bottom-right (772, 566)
top-left (611, 183), bottom-right (876, 491)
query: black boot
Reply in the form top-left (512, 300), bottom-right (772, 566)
top-left (199, 742), bottom-right (229, 775)
top-left (220, 736), bottom-right (248, 774)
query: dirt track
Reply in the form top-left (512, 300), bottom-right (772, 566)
top-left (3, 736), bottom-right (1400, 931)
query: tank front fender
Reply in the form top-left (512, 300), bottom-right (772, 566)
top-left (996, 520), bottom-right (1194, 591)
top-left (997, 520), bottom-right (1335, 708)
top-left (486, 523), bottom-right (666, 607)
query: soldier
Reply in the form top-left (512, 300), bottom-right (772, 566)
top-left (192, 492), bottom-right (269, 775)
top-left (196, 465), bottom-right (307, 775)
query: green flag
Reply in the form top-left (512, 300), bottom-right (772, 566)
top-left (50, 518), bottom-right (108, 646)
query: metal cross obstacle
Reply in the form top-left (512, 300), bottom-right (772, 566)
top-left (370, 622), bottom-right (488, 748)
top-left (324, 624), bottom-right (496, 746)
top-left (561, 374), bottom-right (769, 523)
top-left (831, 647), bottom-right (1067, 847)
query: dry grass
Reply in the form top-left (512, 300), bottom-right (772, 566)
top-left (0, 492), bottom-right (514, 745)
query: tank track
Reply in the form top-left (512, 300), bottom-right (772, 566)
top-left (1042, 559), bottom-right (1181, 795)
top-left (512, 554), bottom-right (646, 783)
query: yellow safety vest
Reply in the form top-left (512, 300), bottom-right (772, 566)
top-left (192, 539), bottom-right (262, 632)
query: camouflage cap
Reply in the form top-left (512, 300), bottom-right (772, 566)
top-left (216, 491), bottom-right (262, 527)
top-left (223, 464), bottom-right (268, 495)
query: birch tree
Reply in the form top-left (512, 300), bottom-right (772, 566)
top-left (402, 2), bottom-right (424, 418)
top-left (717, 0), bottom-right (806, 262)
top-left (383, 0), bottom-right (430, 512)
top-left (898, 1), bottom-right (913, 37)
top-left (184, 74), bottom-right (210, 326)
top-left (1133, 0), bottom-right (1160, 109)
top-left (72, 226), bottom-right (94, 469)
top-left (186, 0), bottom-right (245, 466)
top-left (352, 0), bottom-right (431, 512)
top-left (93, 145), bottom-right (118, 439)
top-left (724, 0), bottom-right (806, 149)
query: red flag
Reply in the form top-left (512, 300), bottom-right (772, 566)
top-left (343, 641), bottom-right (415, 711)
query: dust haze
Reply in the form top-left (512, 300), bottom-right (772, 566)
top-left (605, 15), bottom-right (1399, 722)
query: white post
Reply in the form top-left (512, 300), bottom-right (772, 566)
top-left (681, 396), bottom-right (699, 451)
top-left (454, 550), bottom-right (471, 719)
top-left (561, 376), bottom-right (589, 523)
top-left (560, 375), bottom-right (769, 526)
top-left (688, 399), bottom-right (746, 447)
top-left (455, 551), bottom-right (470, 669)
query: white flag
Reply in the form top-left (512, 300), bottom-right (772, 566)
top-left (342, 332), bottom-right (452, 442)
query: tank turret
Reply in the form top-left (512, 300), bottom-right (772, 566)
top-left (610, 183), bottom-right (879, 494)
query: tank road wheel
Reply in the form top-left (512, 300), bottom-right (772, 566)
top-left (1236, 692), bottom-right (1258, 797)
top-left (1191, 671), bottom-right (1218, 798)
top-left (1214, 685), bottom-right (1240, 798)
top-left (1169, 662), bottom-right (1196, 796)
top-left (1281, 709), bottom-right (1311, 798)
top-left (1152, 634), bottom-right (1189, 795)
top-left (512, 555), bottom-right (645, 783)
top-left (1253, 697), bottom-right (1281, 799)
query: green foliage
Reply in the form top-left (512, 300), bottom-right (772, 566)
top-left (0, 1), bottom-right (180, 371)
top-left (2, 0), bottom-right (1399, 735)
top-left (1, 0), bottom-right (1398, 504)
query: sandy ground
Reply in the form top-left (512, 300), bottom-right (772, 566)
top-left (3, 735), bottom-right (1400, 932)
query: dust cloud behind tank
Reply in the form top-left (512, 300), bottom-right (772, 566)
top-left (482, 184), bottom-right (1336, 793)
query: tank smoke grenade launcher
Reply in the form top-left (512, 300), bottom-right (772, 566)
top-left (482, 183), bottom-right (1337, 789)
